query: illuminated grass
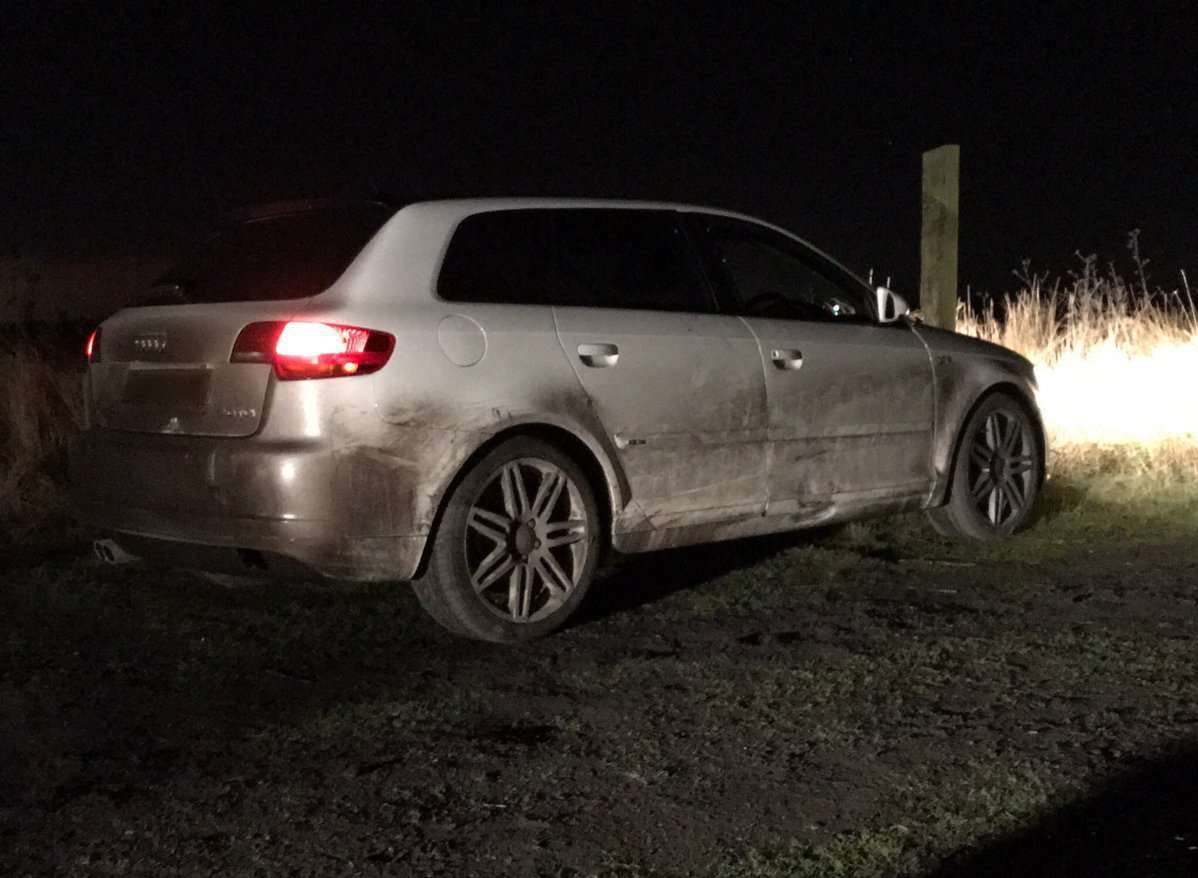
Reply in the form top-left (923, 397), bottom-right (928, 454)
top-left (715, 763), bottom-right (1057, 878)
top-left (959, 241), bottom-right (1198, 483)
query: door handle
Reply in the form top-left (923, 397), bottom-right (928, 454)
top-left (578, 343), bottom-right (619, 368)
top-left (770, 348), bottom-right (803, 370)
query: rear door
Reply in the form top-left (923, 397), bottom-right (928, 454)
top-left (87, 202), bottom-right (390, 437)
top-left (689, 213), bottom-right (934, 512)
top-left (438, 208), bottom-right (768, 524)
top-left (550, 210), bottom-right (767, 522)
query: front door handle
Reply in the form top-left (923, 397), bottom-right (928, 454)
top-left (578, 343), bottom-right (619, 368)
top-left (770, 348), bottom-right (803, 371)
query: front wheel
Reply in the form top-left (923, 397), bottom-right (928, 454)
top-left (926, 393), bottom-right (1043, 541)
top-left (412, 436), bottom-right (602, 642)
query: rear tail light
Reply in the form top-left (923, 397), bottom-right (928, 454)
top-left (231, 321), bottom-right (394, 380)
top-left (85, 327), bottom-right (102, 363)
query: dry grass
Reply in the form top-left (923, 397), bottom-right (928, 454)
top-left (0, 337), bottom-right (84, 535)
top-left (958, 241), bottom-right (1198, 485)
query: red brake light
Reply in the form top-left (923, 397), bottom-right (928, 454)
top-left (85, 327), bottom-right (101, 363)
top-left (231, 321), bottom-right (394, 380)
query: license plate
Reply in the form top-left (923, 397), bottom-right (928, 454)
top-left (122, 368), bottom-right (211, 409)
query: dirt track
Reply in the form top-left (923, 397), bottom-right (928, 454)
top-left (2, 521), bottom-right (1197, 876)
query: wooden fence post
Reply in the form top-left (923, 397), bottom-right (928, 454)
top-left (920, 144), bottom-right (960, 330)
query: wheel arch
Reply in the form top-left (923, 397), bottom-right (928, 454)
top-left (929, 381), bottom-right (1047, 508)
top-left (411, 420), bottom-right (623, 579)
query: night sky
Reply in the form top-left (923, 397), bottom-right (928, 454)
top-left (3, 5), bottom-right (1195, 313)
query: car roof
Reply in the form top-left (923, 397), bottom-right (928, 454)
top-left (222, 196), bottom-right (872, 292)
top-left (400, 196), bottom-right (746, 218)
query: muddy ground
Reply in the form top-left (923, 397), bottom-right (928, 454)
top-left (2, 508), bottom-right (1197, 876)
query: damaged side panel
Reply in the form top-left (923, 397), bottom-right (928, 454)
top-left (363, 301), bottom-right (629, 556)
top-left (553, 306), bottom-right (769, 527)
top-left (740, 317), bottom-right (936, 514)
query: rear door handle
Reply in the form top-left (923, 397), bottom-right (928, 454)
top-left (770, 348), bottom-right (803, 370)
top-left (578, 343), bottom-right (619, 368)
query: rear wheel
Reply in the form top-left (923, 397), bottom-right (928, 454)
top-left (926, 393), bottom-right (1042, 541)
top-left (412, 436), bottom-right (601, 642)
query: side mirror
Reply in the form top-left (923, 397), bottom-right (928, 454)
top-left (876, 286), bottom-right (910, 324)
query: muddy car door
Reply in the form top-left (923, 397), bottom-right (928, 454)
top-left (689, 213), bottom-right (934, 515)
top-left (536, 209), bottom-right (769, 525)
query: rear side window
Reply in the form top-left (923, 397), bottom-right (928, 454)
top-left (153, 203), bottom-right (392, 304)
top-left (437, 209), bottom-right (714, 312)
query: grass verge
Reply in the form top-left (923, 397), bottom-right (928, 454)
top-left (958, 244), bottom-right (1198, 483)
top-left (0, 336), bottom-right (83, 536)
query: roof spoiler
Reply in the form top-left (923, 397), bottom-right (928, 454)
top-left (224, 198), bottom-right (394, 224)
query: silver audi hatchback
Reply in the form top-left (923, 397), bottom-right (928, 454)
top-left (73, 198), bottom-right (1045, 641)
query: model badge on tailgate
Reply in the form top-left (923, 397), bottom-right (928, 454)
top-left (221, 407), bottom-right (258, 419)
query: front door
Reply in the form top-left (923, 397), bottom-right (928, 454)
top-left (689, 213), bottom-right (934, 513)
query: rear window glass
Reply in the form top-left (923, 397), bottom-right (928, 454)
top-left (152, 203), bottom-right (391, 304)
top-left (437, 209), bottom-right (713, 312)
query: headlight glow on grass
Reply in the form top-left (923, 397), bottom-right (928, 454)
top-left (1036, 337), bottom-right (1198, 448)
top-left (959, 261), bottom-right (1198, 478)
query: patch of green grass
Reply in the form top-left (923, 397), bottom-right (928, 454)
top-left (824, 473), bottom-right (1198, 575)
top-left (677, 548), bottom-right (834, 617)
top-left (714, 763), bottom-right (1057, 878)
top-left (1041, 473), bottom-right (1198, 535)
top-left (296, 693), bottom-right (470, 741)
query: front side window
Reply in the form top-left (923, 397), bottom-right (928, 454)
top-left (438, 209), bottom-right (714, 313)
top-left (695, 215), bottom-right (871, 322)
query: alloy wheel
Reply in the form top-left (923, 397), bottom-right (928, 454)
top-left (966, 409), bottom-right (1037, 527)
top-left (464, 458), bottom-right (590, 623)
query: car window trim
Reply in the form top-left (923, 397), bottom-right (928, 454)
top-left (672, 211), bottom-right (724, 316)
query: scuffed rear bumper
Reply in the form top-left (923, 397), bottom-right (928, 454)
top-left (70, 428), bottom-right (428, 581)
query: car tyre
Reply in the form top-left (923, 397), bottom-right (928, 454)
top-left (412, 436), bottom-right (602, 642)
top-left (926, 392), bottom-right (1042, 541)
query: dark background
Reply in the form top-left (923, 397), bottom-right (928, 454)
top-left (3, 4), bottom-right (1195, 317)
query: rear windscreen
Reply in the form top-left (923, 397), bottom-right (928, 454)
top-left (151, 203), bottom-right (392, 304)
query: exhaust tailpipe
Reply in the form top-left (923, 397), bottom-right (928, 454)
top-left (93, 538), bottom-right (139, 565)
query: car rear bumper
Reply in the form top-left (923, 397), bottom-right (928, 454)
top-left (70, 428), bottom-right (428, 581)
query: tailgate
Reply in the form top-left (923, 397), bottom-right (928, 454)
top-left (89, 305), bottom-right (281, 437)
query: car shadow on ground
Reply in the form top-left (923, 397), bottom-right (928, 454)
top-left (575, 526), bottom-right (840, 625)
top-left (926, 743), bottom-right (1198, 878)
